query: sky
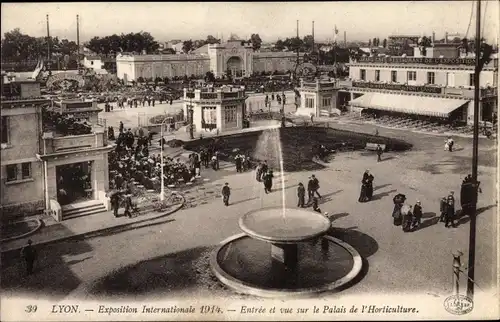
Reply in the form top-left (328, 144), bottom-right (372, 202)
top-left (1, 1), bottom-right (499, 44)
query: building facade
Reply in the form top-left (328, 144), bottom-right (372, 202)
top-left (296, 78), bottom-right (341, 118)
top-left (183, 86), bottom-right (247, 134)
top-left (1, 99), bottom-right (47, 219)
top-left (1, 97), bottom-right (113, 221)
top-left (116, 40), bottom-right (303, 81)
top-left (346, 53), bottom-right (498, 124)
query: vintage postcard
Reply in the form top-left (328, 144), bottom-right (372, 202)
top-left (1, 1), bottom-right (498, 321)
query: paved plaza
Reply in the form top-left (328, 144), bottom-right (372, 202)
top-left (1, 111), bottom-right (497, 301)
top-left (99, 92), bottom-right (297, 129)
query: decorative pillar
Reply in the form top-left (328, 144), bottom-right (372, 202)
top-left (271, 243), bottom-right (299, 270)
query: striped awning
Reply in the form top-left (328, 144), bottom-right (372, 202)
top-left (349, 93), bottom-right (469, 118)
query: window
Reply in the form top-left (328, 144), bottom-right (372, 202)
top-left (305, 97), bottom-right (315, 108)
top-left (427, 72), bottom-right (435, 85)
top-left (375, 70), bottom-right (380, 81)
top-left (469, 73), bottom-right (474, 87)
top-left (1, 116), bottom-right (9, 144)
top-left (407, 71), bottom-right (417, 81)
top-left (391, 71), bottom-right (397, 82)
top-left (360, 69), bottom-right (366, 81)
top-left (6, 164), bottom-right (17, 182)
top-left (224, 106), bottom-right (237, 123)
top-left (22, 162), bottom-right (32, 179)
top-left (322, 97), bottom-right (331, 108)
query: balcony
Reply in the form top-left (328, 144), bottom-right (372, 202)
top-left (184, 87), bottom-right (246, 101)
top-left (300, 79), bottom-right (340, 91)
top-left (41, 126), bottom-right (107, 155)
top-left (350, 80), bottom-right (497, 99)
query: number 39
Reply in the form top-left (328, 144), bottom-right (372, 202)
top-left (25, 305), bottom-right (37, 313)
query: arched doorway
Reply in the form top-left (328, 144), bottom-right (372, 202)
top-left (226, 56), bottom-right (244, 78)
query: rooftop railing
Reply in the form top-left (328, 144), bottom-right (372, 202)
top-left (350, 80), bottom-right (497, 98)
top-left (351, 56), bottom-right (498, 68)
top-left (184, 87), bottom-right (246, 101)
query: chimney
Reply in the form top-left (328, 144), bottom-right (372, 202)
top-left (46, 14), bottom-right (50, 61)
top-left (77, 15), bottom-right (80, 69)
top-left (312, 21), bottom-right (315, 52)
top-left (344, 31), bottom-right (347, 47)
top-left (445, 32), bottom-right (448, 44)
top-left (432, 31), bottom-right (435, 44)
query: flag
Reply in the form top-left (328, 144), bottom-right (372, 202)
top-left (333, 25), bottom-right (339, 44)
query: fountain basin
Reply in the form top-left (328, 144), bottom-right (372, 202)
top-left (210, 233), bottom-right (363, 298)
top-left (239, 207), bottom-right (331, 243)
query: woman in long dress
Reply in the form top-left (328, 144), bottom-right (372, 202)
top-left (392, 193), bottom-right (406, 226)
top-left (365, 173), bottom-right (375, 200)
top-left (358, 170), bottom-right (370, 202)
top-left (263, 170), bottom-right (274, 193)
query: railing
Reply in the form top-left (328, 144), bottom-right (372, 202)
top-left (352, 81), bottom-right (443, 94)
top-left (200, 92), bottom-right (218, 100)
top-left (350, 80), bottom-right (497, 98)
top-left (42, 131), bottom-right (106, 154)
top-left (222, 92), bottom-right (239, 98)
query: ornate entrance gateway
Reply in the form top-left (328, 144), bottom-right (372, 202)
top-left (226, 56), bottom-right (244, 78)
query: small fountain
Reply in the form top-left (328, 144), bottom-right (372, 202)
top-left (210, 129), bottom-right (363, 297)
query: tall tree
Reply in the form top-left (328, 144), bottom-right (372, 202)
top-left (303, 35), bottom-right (314, 52)
top-left (368, 39), bottom-right (372, 47)
top-left (249, 33), bottom-right (262, 51)
top-left (274, 39), bottom-right (285, 51)
top-left (382, 38), bottom-right (387, 48)
top-left (205, 35), bottom-right (220, 44)
top-left (182, 40), bottom-right (194, 53)
top-left (418, 36), bottom-right (432, 56)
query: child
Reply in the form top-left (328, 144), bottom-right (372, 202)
top-left (222, 183), bottom-right (231, 206)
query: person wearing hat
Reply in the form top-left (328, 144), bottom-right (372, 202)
top-left (310, 174), bottom-right (322, 199)
top-left (412, 200), bottom-right (423, 230)
top-left (297, 182), bottom-right (306, 208)
top-left (222, 182), bottom-right (231, 206)
top-left (439, 196), bottom-right (447, 222)
top-left (20, 239), bottom-right (37, 276)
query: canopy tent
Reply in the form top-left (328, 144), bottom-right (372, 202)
top-left (349, 93), bottom-right (470, 118)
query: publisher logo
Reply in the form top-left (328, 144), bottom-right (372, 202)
top-left (444, 295), bottom-right (473, 315)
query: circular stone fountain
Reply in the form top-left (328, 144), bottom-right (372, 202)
top-left (210, 207), bottom-right (363, 298)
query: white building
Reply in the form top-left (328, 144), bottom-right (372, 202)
top-left (183, 86), bottom-right (247, 134)
top-left (83, 56), bottom-right (105, 70)
top-left (116, 40), bottom-right (303, 82)
top-left (346, 48), bottom-right (498, 124)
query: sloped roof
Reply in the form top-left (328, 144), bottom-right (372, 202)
top-left (192, 44), bottom-right (209, 54)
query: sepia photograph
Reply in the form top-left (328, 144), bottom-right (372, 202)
top-left (0, 1), bottom-right (498, 320)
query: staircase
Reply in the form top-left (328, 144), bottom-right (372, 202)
top-left (61, 200), bottom-right (107, 220)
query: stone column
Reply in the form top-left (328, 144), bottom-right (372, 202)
top-left (271, 243), bottom-right (298, 270)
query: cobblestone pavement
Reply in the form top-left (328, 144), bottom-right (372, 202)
top-left (1, 122), bottom-right (496, 301)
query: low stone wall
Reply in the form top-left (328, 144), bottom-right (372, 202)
top-left (0, 200), bottom-right (45, 223)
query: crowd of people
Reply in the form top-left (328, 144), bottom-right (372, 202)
top-left (107, 126), bottom-right (194, 217)
top-left (42, 107), bottom-right (92, 135)
top-left (264, 92), bottom-right (287, 108)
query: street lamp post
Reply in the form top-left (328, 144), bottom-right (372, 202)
top-left (467, 0), bottom-right (481, 301)
top-left (160, 117), bottom-right (170, 202)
